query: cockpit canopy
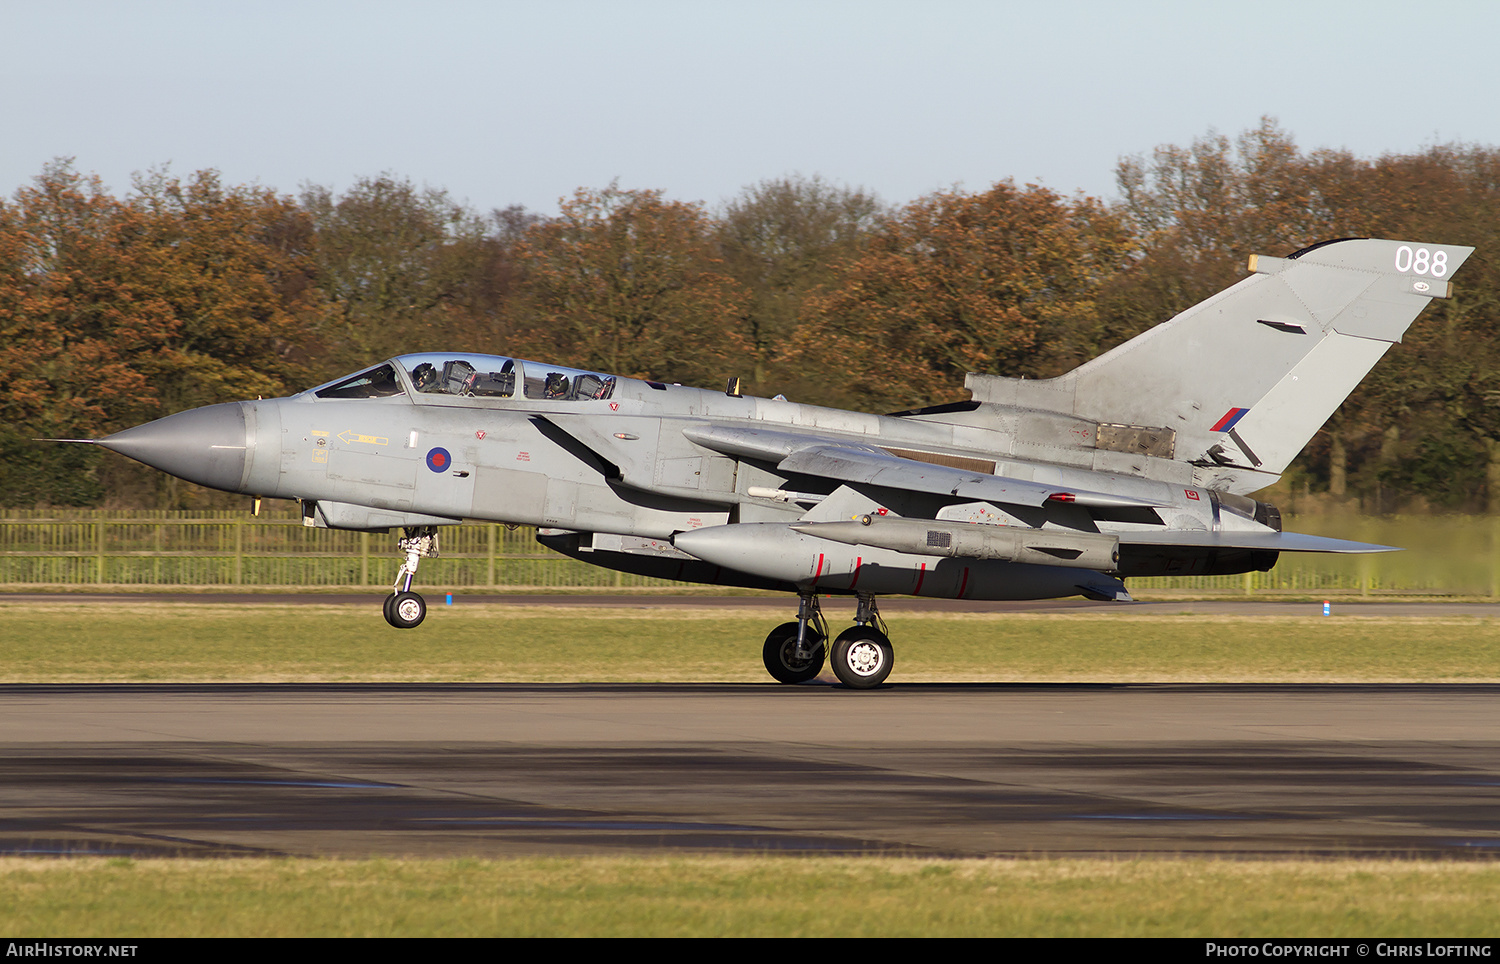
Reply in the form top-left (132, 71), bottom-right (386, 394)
top-left (311, 353), bottom-right (617, 402)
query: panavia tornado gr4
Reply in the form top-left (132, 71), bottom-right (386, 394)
top-left (87, 237), bottom-right (1472, 687)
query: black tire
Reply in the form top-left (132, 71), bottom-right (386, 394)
top-left (762, 621), bottom-right (825, 684)
top-left (831, 627), bottom-right (893, 689)
top-left (386, 590), bottom-right (426, 629)
top-left (382, 592), bottom-right (399, 624)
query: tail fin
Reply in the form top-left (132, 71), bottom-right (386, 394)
top-left (966, 238), bottom-right (1474, 493)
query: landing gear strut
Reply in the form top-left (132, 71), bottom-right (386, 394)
top-left (830, 593), bottom-right (893, 689)
top-left (762, 592), bottom-right (828, 684)
top-left (761, 592), bottom-right (895, 688)
top-left (383, 526), bottom-right (438, 629)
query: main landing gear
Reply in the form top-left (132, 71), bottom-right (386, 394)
top-left (383, 526), bottom-right (439, 629)
top-left (762, 591), bottom-right (894, 689)
top-left (762, 593), bottom-right (828, 684)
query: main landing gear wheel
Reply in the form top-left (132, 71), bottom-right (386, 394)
top-left (762, 621), bottom-right (826, 684)
top-left (384, 590), bottom-right (427, 629)
top-left (831, 627), bottom-right (894, 689)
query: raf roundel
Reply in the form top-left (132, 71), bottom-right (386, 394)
top-left (425, 447), bottom-right (451, 473)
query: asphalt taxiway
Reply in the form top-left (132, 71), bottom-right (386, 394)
top-left (9, 592), bottom-right (1500, 617)
top-left (8, 590), bottom-right (1500, 623)
top-left (1, 682), bottom-right (1496, 859)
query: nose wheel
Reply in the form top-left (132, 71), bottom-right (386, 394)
top-left (384, 590), bottom-right (427, 628)
top-left (383, 526), bottom-right (439, 629)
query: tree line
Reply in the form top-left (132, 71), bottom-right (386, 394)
top-left (3, 119), bottom-right (1497, 511)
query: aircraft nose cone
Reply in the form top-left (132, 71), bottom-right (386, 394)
top-left (98, 402), bottom-right (250, 492)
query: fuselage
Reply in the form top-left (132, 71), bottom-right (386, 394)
top-left (100, 351), bottom-right (1283, 601)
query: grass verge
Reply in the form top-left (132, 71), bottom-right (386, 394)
top-left (1, 602), bottom-right (1498, 682)
top-left (2, 856), bottom-right (1497, 937)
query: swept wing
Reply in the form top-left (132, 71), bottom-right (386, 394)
top-left (680, 424), bottom-right (1167, 509)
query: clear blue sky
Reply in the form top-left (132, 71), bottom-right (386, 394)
top-left (5, 0), bottom-right (1497, 215)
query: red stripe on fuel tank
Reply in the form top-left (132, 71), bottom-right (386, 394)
top-left (913, 562), bottom-right (927, 595)
top-left (849, 556), bottom-right (863, 589)
top-left (958, 566), bottom-right (971, 599)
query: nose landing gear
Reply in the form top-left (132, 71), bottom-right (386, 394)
top-left (384, 590), bottom-right (427, 629)
top-left (383, 526), bottom-right (439, 628)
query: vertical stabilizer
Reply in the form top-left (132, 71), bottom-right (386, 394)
top-left (966, 238), bottom-right (1474, 494)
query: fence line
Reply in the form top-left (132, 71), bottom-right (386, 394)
top-left (0, 509), bottom-right (673, 590)
top-left (0, 508), bottom-right (1495, 595)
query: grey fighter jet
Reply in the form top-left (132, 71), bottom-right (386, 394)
top-left (87, 237), bottom-right (1472, 687)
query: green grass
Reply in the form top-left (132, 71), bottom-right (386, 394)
top-left (2, 601), bottom-right (1498, 682)
top-left (2, 856), bottom-right (1497, 937)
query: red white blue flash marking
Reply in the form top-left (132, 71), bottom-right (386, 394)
top-left (1211, 408), bottom-right (1250, 433)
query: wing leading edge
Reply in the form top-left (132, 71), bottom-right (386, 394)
top-left (681, 424), bottom-right (1168, 509)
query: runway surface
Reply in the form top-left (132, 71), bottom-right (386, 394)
top-left (2, 682), bottom-right (1497, 859)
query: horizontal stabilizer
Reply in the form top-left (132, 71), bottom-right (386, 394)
top-left (1118, 530), bottom-right (1397, 554)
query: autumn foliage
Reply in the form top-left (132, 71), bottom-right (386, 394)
top-left (0, 164), bottom-right (323, 504)
top-left (791, 182), bottom-right (1134, 410)
top-left (6, 121), bottom-right (1500, 510)
top-left (510, 183), bottom-right (749, 386)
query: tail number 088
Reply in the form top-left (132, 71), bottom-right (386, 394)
top-left (1394, 246), bottom-right (1448, 277)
